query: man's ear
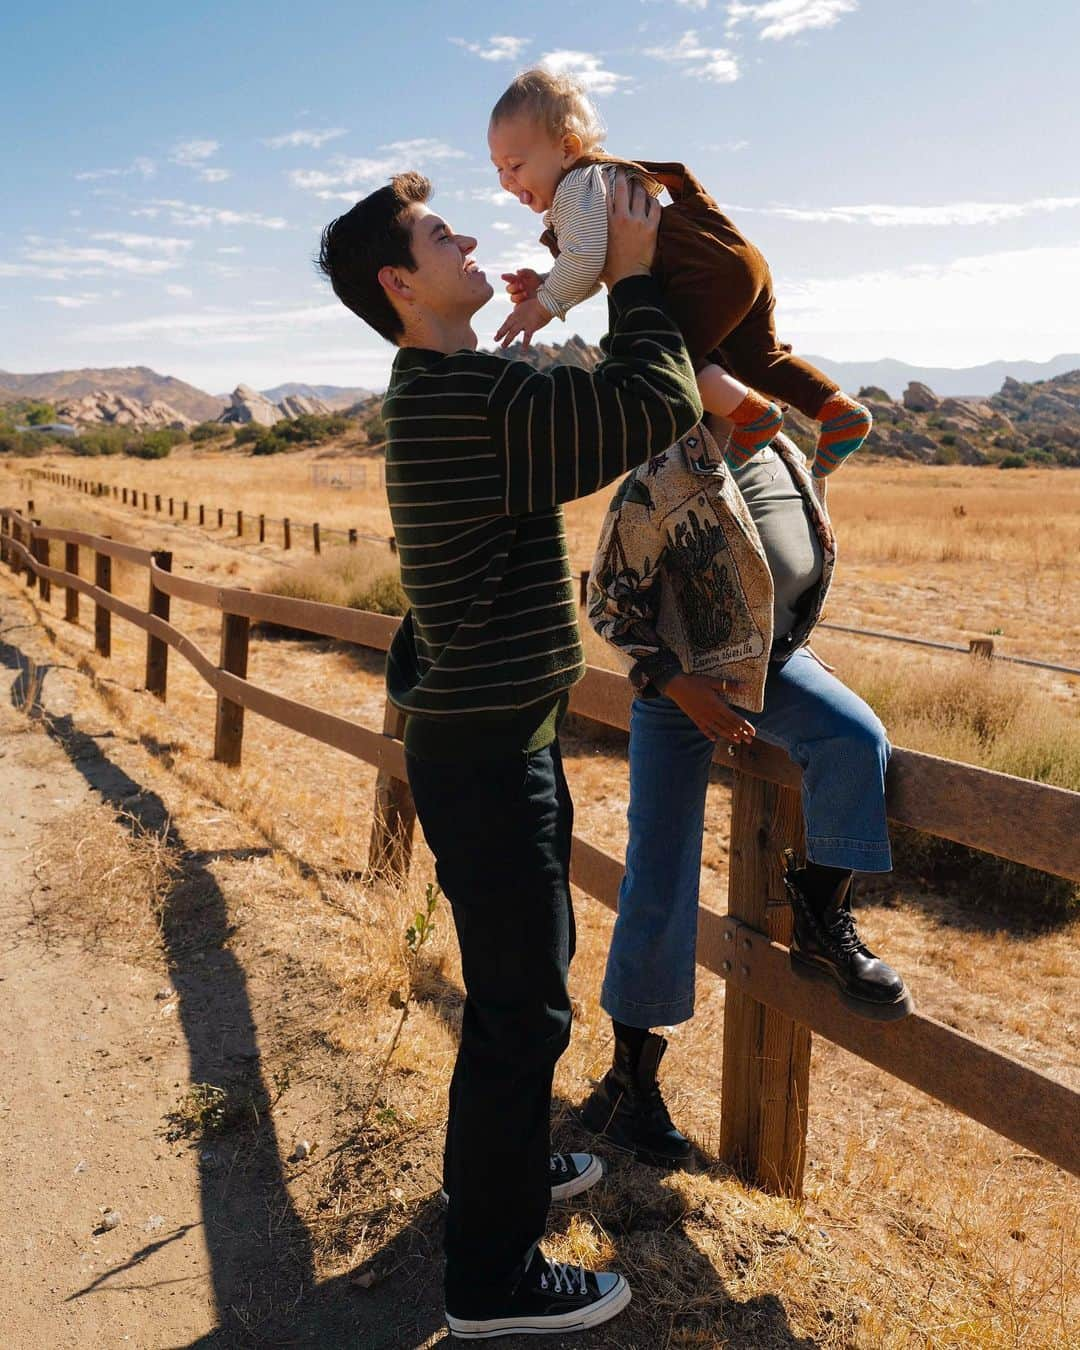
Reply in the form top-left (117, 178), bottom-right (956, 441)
top-left (378, 265), bottom-right (412, 304)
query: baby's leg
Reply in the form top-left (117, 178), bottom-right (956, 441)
top-left (697, 363), bottom-right (782, 466)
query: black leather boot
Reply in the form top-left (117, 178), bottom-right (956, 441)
top-left (783, 851), bottom-right (913, 1020)
top-left (579, 1031), bottom-right (692, 1166)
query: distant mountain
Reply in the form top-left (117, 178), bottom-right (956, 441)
top-left (0, 365), bottom-right (224, 423)
top-left (803, 354), bottom-right (1080, 400)
top-left (260, 382), bottom-right (372, 411)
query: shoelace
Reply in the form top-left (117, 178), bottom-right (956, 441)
top-left (823, 908), bottom-right (866, 957)
top-left (549, 1153), bottom-right (569, 1175)
top-left (539, 1258), bottom-right (588, 1297)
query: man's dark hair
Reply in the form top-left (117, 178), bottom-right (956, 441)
top-left (317, 172), bottom-right (432, 343)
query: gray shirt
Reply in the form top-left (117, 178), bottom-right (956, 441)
top-left (732, 446), bottom-right (824, 641)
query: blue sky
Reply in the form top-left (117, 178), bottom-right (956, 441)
top-left (2, 0), bottom-right (1078, 394)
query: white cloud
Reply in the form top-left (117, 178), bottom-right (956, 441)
top-left (90, 232), bottom-right (193, 255)
top-left (289, 140), bottom-right (468, 197)
top-left (778, 242), bottom-right (1080, 363)
top-left (675, 0), bottom-right (710, 8)
top-left (170, 138), bottom-right (221, 166)
top-left (492, 221), bottom-right (514, 231)
top-left (450, 34), bottom-right (529, 62)
top-left (131, 199), bottom-right (288, 229)
top-left (73, 301), bottom-right (346, 347)
top-left (34, 293), bottom-right (101, 309)
top-left (538, 50), bottom-right (629, 95)
top-left (264, 128), bottom-right (347, 149)
top-left (14, 243), bottom-right (180, 277)
top-left (165, 284), bottom-right (193, 298)
top-left (74, 156), bottom-right (156, 182)
top-left (734, 194), bottom-right (1080, 227)
top-left (644, 31), bottom-right (739, 82)
top-left (217, 245), bottom-right (245, 254)
top-left (727, 0), bottom-right (856, 40)
top-left (199, 167), bottom-right (232, 183)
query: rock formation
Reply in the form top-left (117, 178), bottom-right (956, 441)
top-left (219, 384), bottom-right (284, 427)
top-left (54, 390), bottom-right (193, 430)
top-left (902, 381), bottom-right (941, 413)
top-left (277, 393), bottom-right (333, 418)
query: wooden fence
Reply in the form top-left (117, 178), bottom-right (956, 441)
top-left (29, 467), bottom-right (395, 554)
top-left (2, 503), bottom-right (1078, 1195)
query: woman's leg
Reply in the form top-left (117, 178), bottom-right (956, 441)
top-left (746, 648), bottom-right (892, 873)
top-left (601, 694), bottom-right (717, 1027)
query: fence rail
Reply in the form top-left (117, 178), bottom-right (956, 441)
top-left (2, 502), bottom-right (1078, 1192)
top-left (29, 467), bottom-right (396, 554)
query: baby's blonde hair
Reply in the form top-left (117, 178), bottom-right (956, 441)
top-left (490, 67), bottom-right (606, 153)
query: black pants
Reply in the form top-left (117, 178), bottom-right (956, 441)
top-left (405, 741), bottom-right (576, 1317)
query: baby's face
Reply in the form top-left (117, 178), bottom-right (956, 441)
top-left (488, 115), bottom-right (578, 214)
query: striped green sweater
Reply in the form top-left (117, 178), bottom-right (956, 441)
top-left (384, 275), bottom-right (702, 759)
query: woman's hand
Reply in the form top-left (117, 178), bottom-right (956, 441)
top-left (494, 295), bottom-right (554, 350)
top-left (665, 673), bottom-right (756, 745)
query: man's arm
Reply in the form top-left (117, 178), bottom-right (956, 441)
top-left (487, 174), bottom-right (703, 514)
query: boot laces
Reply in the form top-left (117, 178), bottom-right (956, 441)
top-left (538, 1257), bottom-right (588, 1297)
top-left (823, 907), bottom-right (866, 958)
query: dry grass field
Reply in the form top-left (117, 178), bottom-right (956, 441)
top-left (0, 446), bottom-right (1077, 1348)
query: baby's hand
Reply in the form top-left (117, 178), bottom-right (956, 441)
top-left (501, 269), bottom-right (544, 305)
top-left (494, 295), bottom-right (554, 351)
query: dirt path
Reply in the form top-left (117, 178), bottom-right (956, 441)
top-left (0, 657), bottom-right (218, 1345)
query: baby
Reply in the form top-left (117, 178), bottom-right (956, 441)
top-left (488, 68), bottom-right (870, 477)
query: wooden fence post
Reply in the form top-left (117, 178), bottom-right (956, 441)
top-left (199, 504), bottom-right (205, 526)
top-left (32, 524), bottom-right (50, 602)
top-left (313, 522), bottom-right (321, 555)
top-left (283, 517), bottom-right (291, 550)
top-left (348, 528), bottom-right (357, 546)
top-left (94, 541), bottom-right (112, 658)
top-left (142, 492), bottom-right (148, 510)
top-left (236, 509), bottom-right (243, 537)
top-left (368, 700), bottom-right (416, 884)
top-left (168, 496), bottom-right (174, 516)
top-left (258, 513), bottom-right (265, 543)
top-left (24, 520), bottom-right (37, 588)
top-left (217, 507), bottom-right (224, 530)
top-left (64, 542), bottom-right (79, 624)
top-left (183, 500), bottom-right (189, 521)
top-left (0, 512), bottom-right (8, 568)
top-left (144, 551), bottom-right (172, 700)
top-left (719, 769), bottom-right (811, 1196)
top-left (213, 600), bottom-right (250, 765)
top-left (155, 494), bottom-right (161, 513)
top-left (122, 488), bottom-right (128, 504)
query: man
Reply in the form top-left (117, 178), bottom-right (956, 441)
top-left (318, 170), bottom-right (701, 1339)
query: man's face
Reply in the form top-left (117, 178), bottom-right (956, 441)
top-left (488, 115), bottom-right (575, 215)
top-left (395, 204), bottom-right (493, 324)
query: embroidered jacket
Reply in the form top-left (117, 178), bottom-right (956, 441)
top-left (586, 423), bottom-right (836, 713)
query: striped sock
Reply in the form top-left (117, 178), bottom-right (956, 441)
top-left (813, 394), bottom-right (872, 478)
top-left (725, 390), bottom-right (784, 467)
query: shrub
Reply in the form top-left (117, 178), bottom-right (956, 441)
top-left (24, 402), bottom-right (56, 426)
top-left (233, 423), bottom-right (261, 445)
top-left (999, 453), bottom-right (1027, 469)
top-left (251, 432), bottom-right (287, 455)
top-left (349, 571), bottom-right (408, 616)
top-left (0, 429), bottom-right (51, 455)
top-left (129, 427), bottom-right (184, 459)
top-left (190, 421), bottom-right (230, 442)
top-left (263, 547), bottom-right (407, 617)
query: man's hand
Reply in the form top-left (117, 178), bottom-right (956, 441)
top-left (600, 170), bottom-right (659, 290)
top-left (494, 295), bottom-right (554, 351)
top-left (665, 672), bottom-right (756, 745)
top-left (501, 268), bottom-right (544, 305)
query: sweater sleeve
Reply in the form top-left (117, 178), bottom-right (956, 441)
top-left (586, 468), bottom-right (685, 697)
top-left (486, 274), bottom-right (703, 514)
top-left (536, 166), bottom-right (609, 320)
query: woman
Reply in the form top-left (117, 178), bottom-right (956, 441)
top-left (581, 417), bottom-right (912, 1165)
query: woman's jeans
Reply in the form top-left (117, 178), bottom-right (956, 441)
top-left (602, 648), bottom-right (891, 1030)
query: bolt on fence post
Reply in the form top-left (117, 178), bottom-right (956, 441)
top-left (313, 522), bottom-right (321, 555)
top-left (94, 540), bottom-right (112, 658)
top-left (213, 598), bottom-right (251, 766)
top-left (719, 768), bottom-right (810, 1197)
top-left (64, 542), bottom-right (79, 624)
top-left (144, 550), bottom-right (172, 700)
top-left (283, 517), bottom-right (291, 550)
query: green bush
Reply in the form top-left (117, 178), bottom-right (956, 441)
top-left (233, 423), bottom-right (261, 445)
top-left (190, 421), bottom-right (230, 442)
top-left (0, 429), bottom-right (52, 455)
top-left (70, 427), bottom-right (127, 456)
top-left (24, 402), bottom-right (57, 426)
top-left (251, 432), bottom-right (287, 455)
top-left (999, 453), bottom-right (1027, 469)
top-left (348, 571), bottom-right (408, 616)
top-left (129, 428), bottom-right (184, 459)
top-left (935, 443), bottom-right (960, 465)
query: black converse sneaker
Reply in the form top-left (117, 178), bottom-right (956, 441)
top-left (441, 1152), bottom-right (602, 1205)
top-left (782, 851), bottom-right (913, 1021)
top-left (445, 1243), bottom-right (631, 1340)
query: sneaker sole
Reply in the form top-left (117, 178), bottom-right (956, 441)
top-left (446, 1275), bottom-right (631, 1339)
top-left (440, 1154), bottom-right (604, 1207)
top-left (790, 953), bottom-right (915, 1022)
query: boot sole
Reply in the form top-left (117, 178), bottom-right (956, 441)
top-left (440, 1154), bottom-right (603, 1206)
top-left (446, 1275), bottom-right (631, 1339)
top-left (577, 1102), bottom-right (691, 1169)
top-left (790, 953), bottom-right (915, 1022)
